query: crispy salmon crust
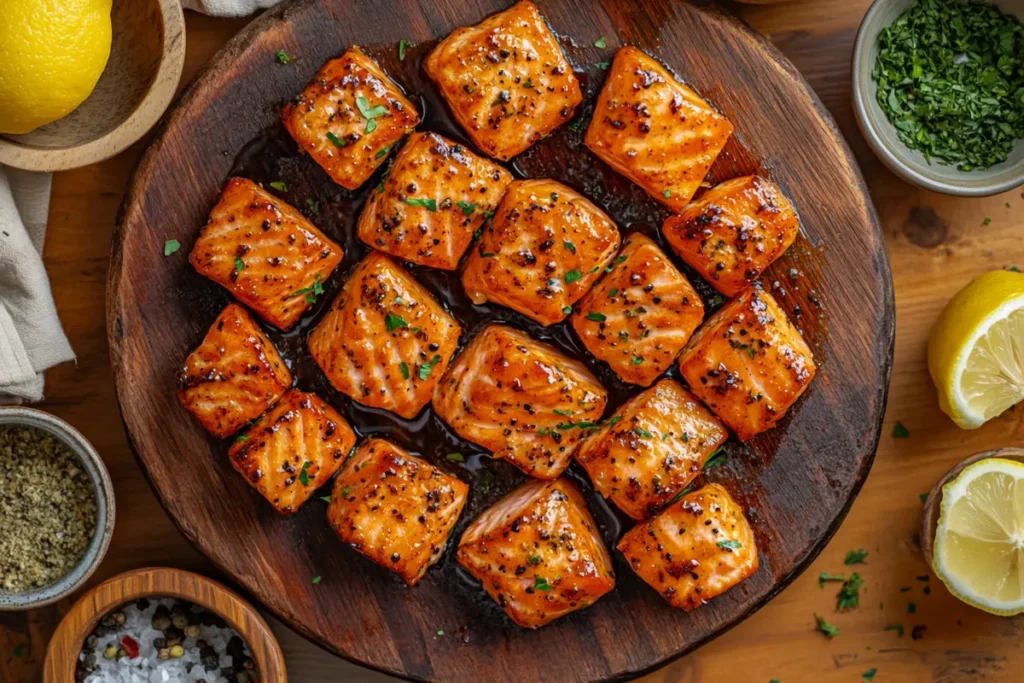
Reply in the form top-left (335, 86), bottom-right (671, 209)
top-left (190, 177), bottom-right (343, 330)
top-left (282, 46), bottom-right (420, 190)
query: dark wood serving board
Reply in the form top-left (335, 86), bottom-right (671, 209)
top-left (108, 1), bottom-right (894, 680)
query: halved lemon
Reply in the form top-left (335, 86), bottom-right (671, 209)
top-left (933, 457), bottom-right (1024, 615)
top-left (928, 270), bottom-right (1024, 430)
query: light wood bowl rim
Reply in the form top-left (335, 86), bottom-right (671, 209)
top-left (0, 0), bottom-right (186, 172)
top-left (920, 447), bottom-right (1024, 569)
top-left (42, 566), bottom-right (287, 682)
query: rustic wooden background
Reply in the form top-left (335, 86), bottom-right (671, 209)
top-left (2, 1), bottom-right (1022, 681)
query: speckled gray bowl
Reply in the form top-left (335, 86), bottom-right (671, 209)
top-left (0, 407), bottom-right (115, 610)
top-left (853, 0), bottom-right (1024, 196)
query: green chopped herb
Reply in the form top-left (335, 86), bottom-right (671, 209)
top-left (419, 354), bottom-right (442, 380)
top-left (312, 575), bottom-right (321, 584)
top-left (528, 555), bottom-right (541, 566)
top-left (815, 614), bottom-right (840, 638)
top-left (524, 77), bottom-right (535, 89)
top-left (663, 189), bottom-right (672, 198)
top-left (235, 434), bottom-right (250, 443)
top-left (634, 427), bottom-right (654, 439)
top-left (845, 549), bottom-right (869, 565)
top-left (163, 239), bottom-right (181, 256)
top-left (480, 251), bottom-right (496, 258)
top-left (819, 572), bottom-right (845, 588)
top-left (268, 181), bottom-right (288, 192)
top-left (594, 37), bottom-right (608, 49)
top-left (565, 269), bottom-right (583, 284)
top-left (405, 197), bottom-right (438, 211)
top-left (385, 313), bottom-right (409, 331)
top-left (872, 0), bottom-right (1024, 171)
top-left (398, 39), bottom-right (409, 61)
top-left (884, 624), bottom-right (904, 638)
top-left (553, 409), bottom-right (574, 416)
top-left (562, 306), bottom-right (573, 314)
top-left (631, 356), bottom-right (644, 366)
top-left (586, 312), bottom-right (607, 322)
top-left (291, 275), bottom-right (325, 304)
top-left (484, 210), bottom-right (495, 218)
top-left (375, 146), bottom-right (391, 160)
top-left (275, 50), bottom-right (293, 64)
top-left (492, 90), bottom-right (509, 107)
top-left (568, 116), bottom-right (590, 133)
top-left (234, 257), bottom-right (245, 273)
top-left (717, 539), bottom-right (742, 550)
top-left (563, 240), bottom-right (577, 253)
top-left (862, 668), bottom-right (877, 682)
top-left (320, 495), bottom-right (332, 503)
top-left (436, 629), bottom-right (444, 636)
top-left (326, 131), bottom-right (347, 148)
top-left (983, 217), bottom-right (992, 225)
top-left (608, 288), bottom-right (619, 297)
top-left (476, 468), bottom-right (495, 494)
top-left (596, 61), bottom-right (611, 69)
top-left (13, 645), bottom-right (24, 658)
top-left (704, 445), bottom-right (727, 470)
top-left (892, 422), bottom-right (910, 438)
top-left (306, 198), bottom-right (319, 212)
top-left (908, 602), bottom-right (916, 614)
top-left (356, 96), bottom-right (388, 133)
top-left (298, 461), bottom-right (313, 486)
top-left (399, 362), bottom-right (410, 380)
top-left (339, 486), bottom-right (354, 498)
top-left (534, 575), bottom-right (552, 592)
top-left (457, 200), bottom-right (478, 216)
top-left (446, 452), bottom-right (465, 463)
top-left (661, 432), bottom-right (671, 442)
top-left (837, 572), bottom-right (864, 610)
top-left (614, 255), bottom-right (627, 264)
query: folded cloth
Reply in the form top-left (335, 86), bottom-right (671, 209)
top-left (0, 169), bottom-right (75, 403)
top-left (182, 0), bottom-right (281, 17)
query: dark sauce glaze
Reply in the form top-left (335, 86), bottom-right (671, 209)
top-left (177, 37), bottom-right (825, 607)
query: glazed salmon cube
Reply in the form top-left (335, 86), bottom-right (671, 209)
top-left (190, 177), bottom-right (343, 330)
top-left (178, 303), bottom-right (292, 438)
top-left (424, 1), bottom-right (582, 160)
top-left (282, 46), bottom-right (420, 190)
top-left (617, 483), bottom-right (758, 610)
top-left (228, 389), bottom-right (356, 515)
top-left (457, 478), bottom-right (615, 628)
top-left (357, 132), bottom-right (513, 270)
top-left (662, 176), bottom-right (800, 297)
top-left (677, 287), bottom-right (815, 440)
top-left (575, 379), bottom-right (727, 520)
top-left (433, 325), bottom-right (607, 479)
top-left (461, 179), bottom-right (621, 325)
top-left (585, 47), bottom-right (733, 210)
top-left (328, 438), bottom-right (468, 585)
top-left (308, 252), bottom-right (461, 419)
top-left (570, 233), bottom-right (704, 386)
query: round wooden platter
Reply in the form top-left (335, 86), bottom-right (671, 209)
top-left (108, 1), bottom-right (895, 681)
top-left (43, 567), bottom-right (286, 682)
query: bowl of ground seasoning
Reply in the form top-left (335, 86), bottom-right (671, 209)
top-left (853, 0), bottom-right (1024, 196)
top-left (0, 407), bottom-right (115, 610)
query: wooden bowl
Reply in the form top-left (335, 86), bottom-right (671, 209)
top-left (920, 448), bottom-right (1024, 567)
top-left (0, 0), bottom-right (185, 172)
top-left (43, 567), bottom-right (286, 682)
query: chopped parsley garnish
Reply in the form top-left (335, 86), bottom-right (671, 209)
top-left (553, 409), bottom-right (574, 416)
top-left (704, 445), bottom-right (727, 470)
top-left (564, 269), bottom-right (583, 284)
top-left (595, 61), bottom-right (611, 69)
top-left (663, 189), bottom-right (672, 198)
top-left (586, 312), bottom-right (607, 322)
top-left (311, 575), bottom-right (321, 584)
top-left (815, 614), bottom-right (840, 638)
top-left (491, 90), bottom-right (509, 107)
top-left (661, 432), bottom-right (671, 442)
top-left (398, 39), bottom-right (409, 61)
top-left (717, 539), bottom-right (742, 550)
top-left (634, 428), bottom-right (654, 439)
top-left (819, 572), bottom-right (845, 588)
top-left (446, 452), bottom-right (465, 463)
top-left (326, 131), bottom-right (347, 148)
top-left (533, 576), bottom-right (552, 592)
top-left (568, 116), bottom-right (590, 132)
top-left (562, 306), bottom-right (573, 314)
top-left (892, 422), bottom-right (910, 438)
top-left (872, 0), bottom-right (1024, 170)
top-left (385, 313), bottom-right (409, 331)
top-left (163, 239), bottom-right (181, 256)
top-left (268, 181), bottom-right (288, 192)
top-left (845, 549), bottom-right (869, 565)
top-left (298, 461), bottom-right (313, 486)
top-left (275, 50), bottom-right (293, 65)
top-left (234, 257), bottom-right (245, 273)
top-left (836, 573), bottom-right (864, 610)
top-left (563, 240), bottom-right (577, 253)
top-left (405, 197), bottom-right (438, 211)
top-left (484, 210), bottom-right (495, 218)
top-left (320, 495), bottom-right (331, 503)
top-left (528, 555), bottom-right (541, 566)
top-left (862, 668), bottom-right (877, 682)
top-left (291, 275), bottom-right (325, 304)
top-left (884, 624), bottom-right (904, 637)
top-left (399, 362), bottom-right (410, 380)
top-left (608, 288), bottom-right (619, 297)
top-left (419, 354), bottom-right (442, 380)
top-left (306, 198), bottom-right (319, 212)
top-left (457, 200), bottom-right (477, 216)
top-left (983, 217), bottom-right (992, 226)
top-left (375, 146), bottom-right (391, 160)
top-left (480, 251), bottom-right (496, 258)
top-left (523, 77), bottom-right (535, 89)
top-left (235, 434), bottom-right (249, 443)
top-left (594, 37), bottom-right (608, 49)
top-left (631, 356), bottom-right (644, 366)
top-left (355, 95), bottom-right (388, 133)
top-left (339, 486), bottom-right (354, 498)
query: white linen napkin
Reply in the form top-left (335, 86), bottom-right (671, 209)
top-left (182, 0), bottom-right (281, 17)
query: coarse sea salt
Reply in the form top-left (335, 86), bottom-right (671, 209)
top-left (78, 597), bottom-right (254, 683)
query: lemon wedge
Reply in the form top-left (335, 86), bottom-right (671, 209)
top-left (927, 270), bottom-right (1024, 430)
top-left (933, 457), bottom-right (1024, 615)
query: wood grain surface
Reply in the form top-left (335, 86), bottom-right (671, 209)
top-left (3, 2), bottom-right (1024, 683)
top-left (43, 567), bottom-right (286, 682)
top-left (106, 0), bottom-right (891, 680)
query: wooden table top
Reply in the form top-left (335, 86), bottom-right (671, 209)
top-left (3, 2), bottom-right (1022, 681)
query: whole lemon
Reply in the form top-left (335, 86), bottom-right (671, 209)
top-left (0, 0), bottom-right (113, 135)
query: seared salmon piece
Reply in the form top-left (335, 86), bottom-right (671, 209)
top-left (433, 324), bottom-right (607, 479)
top-left (457, 478), bottom-right (615, 628)
top-left (662, 176), bottom-right (800, 297)
top-left (618, 483), bottom-right (758, 610)
top-left (461, 179), bottom-right (621, 325)
top-left (575, 379), bottom-right (727, 520)
top-left (282, 46), bottom-right (420, 190)
top-left (328, 438), bottom-right (468, 586)
top-left (357, 132), bottom-right (513, 270)
top-left (308, 252), bottom-right (461, 419)
top-left (571, 233), bottom-right (704, 386)
top-left (678, 287), bottom-right (815, 440)
top-left (228, 389), bottom-right (356, 515)
top-left (585, 47), bottom-right (733, 210)
top-left (178, 303), bottom-right (292, 438)
top-left (190, 177), bottom-right (343, 330)
top-left (424, 1), bottom-right (582, 160)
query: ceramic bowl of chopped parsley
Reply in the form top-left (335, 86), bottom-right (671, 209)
top-left (853, 0), bottom-right (1024, 196)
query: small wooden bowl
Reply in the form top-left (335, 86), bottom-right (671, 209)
top-left (43, 567), bottom-right (287, 682)
top-left (920, 447), bottom-right (1024, 568)
top-left (0, 0), bottom-right (185, 172)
